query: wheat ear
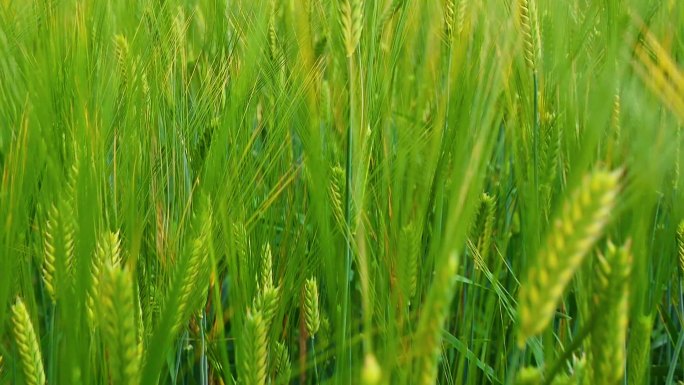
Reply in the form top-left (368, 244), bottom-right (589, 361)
top-left (340, 0), bottom-right (363, 57)
top-left (516, 0), bottom-right (537, 71)
top-left (514, 367), bottom-right (542, 385)
top-left (87, 230), bottom-right (122, 325)
top-left (590, 240), bottom-right (631, 385)
top-left (11, 297), bottom-right (46, 385)
top-left (627, 314), bottom-right (653, 385)
top-left (100, 265), bottom-right (141, 385)
top-left (271, 341), bottom-right (291, 384)
top-left (517, 169), bottom-right (620, 345)
top-left (476, 193), bottom-right (496, 267)
top-left (304, 277), bottom-right (321, 337)
top-left (255, 243), bottom-right (280, 329)
top-left (361, 353), bottom-right (382, 385)
top-left (399, 222), bottom-right (420, 300)
top-left (42, 199), bottom-right (76, 302)
top-left (413, 252), bottom-right (459, 385)
top-left (171, 201), bottom-right (212, 334)
top-left (240, 309), bottom-right (268, 385)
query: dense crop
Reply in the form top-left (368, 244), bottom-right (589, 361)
top-left (0, 0), bottom-right (683, 384)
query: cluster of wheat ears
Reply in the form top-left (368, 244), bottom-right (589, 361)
top-left (0, 0), bottom-right (683, 384)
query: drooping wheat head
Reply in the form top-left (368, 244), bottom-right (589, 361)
top-left (517, 169), bottom-right (621, 346)
top-left (11, 297), bottom-right (46, 385)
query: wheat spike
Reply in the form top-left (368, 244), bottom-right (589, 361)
top-left (340, 0), bottom-right (363, 56)
top-left (361, 353), bottom-right (382, 385)
top-left (42, 205), bottom-right (57, 302)
top-left (11, 297), bottom-right (46, 385)
top-left (87, 230), bottom-right (122, 326)
top-left (517, 169), bottom-right (620, 346)
top-left (627, 314), bottom-right (652, 385)
top-left (413, 252), bottom-right (459, 385)
top-left (114, 34), bottom-right (130, 92)
top-left (399, 222), bottom-right (420, 300)
top-left (514, 367), bottom-right (542, 385)
top-left (261, 243), bottom-right (274, 290)
top-left (240, 310), bottom-right (268, 385)
top-left (42, 199), bottom-right (76, 302)
top-left (233, 222), bottom-right (251, 279)
top-left (304, 276), bottom-right (321, 337)
top-left (255, 242), bottom-right (279, 328)
top-left (516, 0), bottom-right (537, 71)
top-left (456, 0), bottom-right (467, 35)
top-left (330, 165), bottom-right (346, 230)
top-left (271, 341), bottom-right (291, 384)
top-left (254, 283), bottom-right (280, 330)
top-left (172, 200), bottom-right (212, 334)
top-left (476, 193), bottom-right (496, 266)
top-left (590, 241), bottom-right (631, 385)
top-left (444, 0), bottom-right (456, 37)
top-left (100, 265), bottom-right (141, 385)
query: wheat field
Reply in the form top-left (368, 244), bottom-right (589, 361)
top-left (0, 0), bottom-right (683, 384)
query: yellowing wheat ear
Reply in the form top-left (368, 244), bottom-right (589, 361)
top-left (12, 297), bottom-right (46, 385)
top-left (517, 169), bottom-right (620, 346)
top-left (590, 240), bottom-right (631, 385)
top-left (100, 265), bottom-right (141, 385)
top-left (340, 0), bottom-right (363, 56)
